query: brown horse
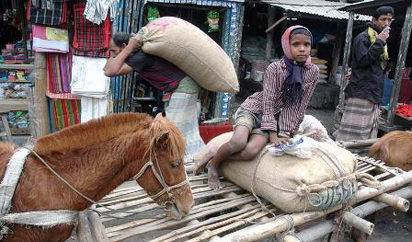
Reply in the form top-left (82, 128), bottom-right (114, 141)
top-left (369, 131), bottom-right (412, 171)
top-left (0, 113), bottom-right (194, 242)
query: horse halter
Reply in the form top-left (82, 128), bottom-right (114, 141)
top-left (132, 154), bottom-right (189, 209)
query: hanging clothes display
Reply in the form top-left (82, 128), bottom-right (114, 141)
top-left (73, 3), bottom-right (111, 57)
top-left (83, 0), bottom-right (119, 25)
top-left (27, 0), bottom-right (67, 26)
top-left (46, 53), bottom-right (79, 99)
top-left (80, 96), bottom-right (109, 123)
top-left (49, 99), bottom-right (81, 131)
top-left (32, 25), bottom-right (69, 53)
top-left (70, 56), bottom-right (110, 98)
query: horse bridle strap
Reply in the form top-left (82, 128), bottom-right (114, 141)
top-left (132, 160), bottom-right (189, 200)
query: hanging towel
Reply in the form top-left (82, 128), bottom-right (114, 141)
top-left (80, 96), bottom-right (109, 123)
top-left (46, 53), bottom-right (79, 100)
top-left (33, 25), bottom-right (69, 53)
top-left (71, 56), bottom-right (110, 98)
top-left (50, 99), bottom-right (81, 131)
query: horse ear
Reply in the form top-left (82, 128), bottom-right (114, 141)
top-left (150, 113), bottom-right (170, 146)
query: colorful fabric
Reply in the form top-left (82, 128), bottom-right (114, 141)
top-left (241, 58), bottom-right (319, 133)
top-left (46, 53), bottom-right (79, 100)
top-left (335, 97), bottom-right (379, 142)
top-left (165, 93), bottom-right (205, 162)
top-left (51, 99), bottom-right (81, 131)
top-left (33, 25), bottom-right (69, 53)
top-left (73, 4), bottom-right (111, 54)
top-left (27, 0), bottom-right (67, 26)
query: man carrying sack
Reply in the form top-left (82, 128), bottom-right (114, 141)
top-left (104, 32), bottom-right (205, 161)
top-left (335, 6), bottom-right (394, 141)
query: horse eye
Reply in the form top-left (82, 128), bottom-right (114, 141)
top-left (170, 161), bottom-right (180, 168)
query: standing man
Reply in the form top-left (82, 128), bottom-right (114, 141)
top-left (104, 32), bottom-right (205, 161)
top-left (335, 6), bottom-right (394, 142)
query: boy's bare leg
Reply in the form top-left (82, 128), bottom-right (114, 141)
top-left (207, 126), bottom-right (250, 190)
top-left (228, 134), bottom-right (269, 161)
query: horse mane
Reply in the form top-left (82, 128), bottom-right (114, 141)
top-left (34, 113), bottom-right (152, 154)
top-left (146, 114), bottom-right (185, 160)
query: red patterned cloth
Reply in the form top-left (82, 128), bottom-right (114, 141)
top-left (73, 3), bottom-right (110, 57)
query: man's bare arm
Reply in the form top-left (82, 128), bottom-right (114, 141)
top-left (104, 46), bottom-right (134, 77)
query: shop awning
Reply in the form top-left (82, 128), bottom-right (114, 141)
top-left (261, 0), bottom-right (370, 21)
top-left (145, 0), bottom-right (244, 7)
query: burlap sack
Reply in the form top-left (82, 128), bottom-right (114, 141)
top-left (197, 132), bottom-right (378, 213)
top-left (139, 17), bottom-right (239, 93)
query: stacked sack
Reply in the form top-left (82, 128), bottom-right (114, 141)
top-left (312, 57), bottom-right (328, 84)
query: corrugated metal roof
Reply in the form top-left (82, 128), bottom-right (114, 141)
top-left (145, 0), bottom-right (244, 7)
top-left (262, 0), bottom-right (370, 21)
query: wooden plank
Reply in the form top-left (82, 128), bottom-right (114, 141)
top-left (0, 64), bottom-right (34, 70)
top-left (0, 99), bottom-right (29, 111)
top-left (387, 4), bottom-right (412, 126)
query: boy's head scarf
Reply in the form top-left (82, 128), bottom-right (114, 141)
top-left (281, 25), bottom-right (313, 105)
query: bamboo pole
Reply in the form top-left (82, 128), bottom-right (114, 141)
top-left (219, 171), bottom-right (412, 241)
top-left (77, 211), bottom-right (94, 242)
top-left (265, 16), bottom-right (287, 33)
top-left (87, 210), bottom-right (109, 242)
top-left (342, 212), bottom-right (374, 235)
top-left (373, 193), bottom-right (410, 212)
top-left (265, 6), bottom-right (276, 61)
top-left (340, 139), bottom-right (379, 149)
top-left (283, 234), bottom-right (302, 242)
top-left (334, 11), bottom-right (354, 124)
top-left (295, 185), bottom-right (412, 241)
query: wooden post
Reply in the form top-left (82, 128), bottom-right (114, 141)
top-left (335, 11), bottom-right (354, 123)
top-left (88, 210), bottom-right (109, 242)
top-left (77, 211), bottom-right (94, 242)
top-left (265, 6), bottom-right (276, 61)
top-left (31, 53), bottom-right (50, 137)
top-left (330, 23), bottom-right (344, 84)
top-left (386, 3), bottom-right (412, 126)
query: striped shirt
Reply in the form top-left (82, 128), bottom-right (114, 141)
top-left (241, 59), bottom-right (319, 133)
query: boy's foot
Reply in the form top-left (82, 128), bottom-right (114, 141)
top-left (207, 166), bottom-right (222, 190)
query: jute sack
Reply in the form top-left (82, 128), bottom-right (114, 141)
top-left (196, 132), bottom-right (380, 213)
top-left (139, 17), bottom-right (239, 93)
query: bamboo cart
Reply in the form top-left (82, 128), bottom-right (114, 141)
top-left (75, 155), bottom-right (412, 242)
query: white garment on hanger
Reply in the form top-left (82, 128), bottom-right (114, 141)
top-left (71, 56), bottom-right (110, 98)
top-left (84, 0), bottom-right (119, 24)
top-left (81, 96), bottom-right (109, 123)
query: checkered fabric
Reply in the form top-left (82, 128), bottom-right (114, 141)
top-left (27, 0), bottom-right (67, 26)
top-left (73, 4), bottom-right (110, 53)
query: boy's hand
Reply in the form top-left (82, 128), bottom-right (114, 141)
top-left (269, 131), bottom-right (289, 146)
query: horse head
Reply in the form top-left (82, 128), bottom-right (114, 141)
top-left (135, 114), bottom-right (194, 219)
